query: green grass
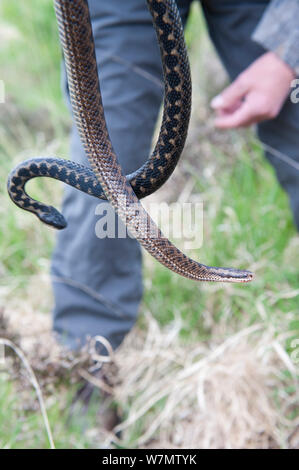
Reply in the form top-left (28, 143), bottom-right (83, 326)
top-left (0, 0), bottom-right (298, 449)
top-left (0, 0), bottom-right (69, 284)
top-left (0, 374), bottom-right (100, 449)
top-left (143, 138), bottom-right (298, 338)
top-left (0, 0), bottom-right (67, 126)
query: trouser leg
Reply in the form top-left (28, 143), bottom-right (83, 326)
top-left (51, 0), bottom-right (192, 350)
top-left (257, 102), bottom-right (299, 230)
top-left (201, 0), bottom-right (299, 229)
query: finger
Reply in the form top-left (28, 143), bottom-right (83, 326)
top-left (215, 100), bottom-right (243, 116)
top-left (214, 98), bottom-right (257, 129)
top-left (211, 75), bottom-right (249, 111)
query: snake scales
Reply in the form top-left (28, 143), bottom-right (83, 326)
top-left (7, 0), bottom-right (253, 283)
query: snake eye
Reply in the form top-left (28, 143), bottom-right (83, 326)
top-left (38, 206), bottom-right (67, 230)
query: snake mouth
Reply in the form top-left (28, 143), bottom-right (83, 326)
top-left (219, 270), bottom-right (254, 283)
top-left (203, 267), bottom-right (254, 283)
top-left (228, 272), bottom-right (254, 283)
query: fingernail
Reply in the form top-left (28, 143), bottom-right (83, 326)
top-left (211, 95), bottom-right (224, 109)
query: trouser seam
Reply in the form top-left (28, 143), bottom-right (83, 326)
top-left (110, 55), bottom-right (163, 89)
top-left (51, 275), bottom-right (136, 320)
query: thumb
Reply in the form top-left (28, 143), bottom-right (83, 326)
top-left (211, 76), bottom-right (249, 110)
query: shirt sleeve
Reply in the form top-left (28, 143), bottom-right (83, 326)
top-left (252, 0), bottom-right (299, 75)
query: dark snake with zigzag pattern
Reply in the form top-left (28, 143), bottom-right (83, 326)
top-left (7, 0), bottom-right (253, 283)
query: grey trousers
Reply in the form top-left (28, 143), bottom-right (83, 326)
top-left (51, 0), bottom-right (299, 350)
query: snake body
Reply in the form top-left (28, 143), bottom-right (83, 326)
top-left (7, 0), bottom-right (253, 283)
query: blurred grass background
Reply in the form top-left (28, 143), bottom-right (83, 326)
top-left (0, 0), bottom-right (298, 448)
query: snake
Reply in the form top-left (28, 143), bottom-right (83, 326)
top-left (7, 0), bottom-right (253, 283)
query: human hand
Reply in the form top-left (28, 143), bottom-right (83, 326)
top-left (211, 52), bottom-right (295, 129)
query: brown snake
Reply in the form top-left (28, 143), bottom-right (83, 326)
top-left (7, 0), bottom-right (254, 283)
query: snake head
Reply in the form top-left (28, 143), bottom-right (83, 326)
top-left (38, 206), bottom-right (67, 230)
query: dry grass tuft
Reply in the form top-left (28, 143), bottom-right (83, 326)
top-left (1, 298), bottom-right (298, 449)
top-left (113, 315), bottom-right (298, 449)
top-left (0, 299), bottom-right (111, 393)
